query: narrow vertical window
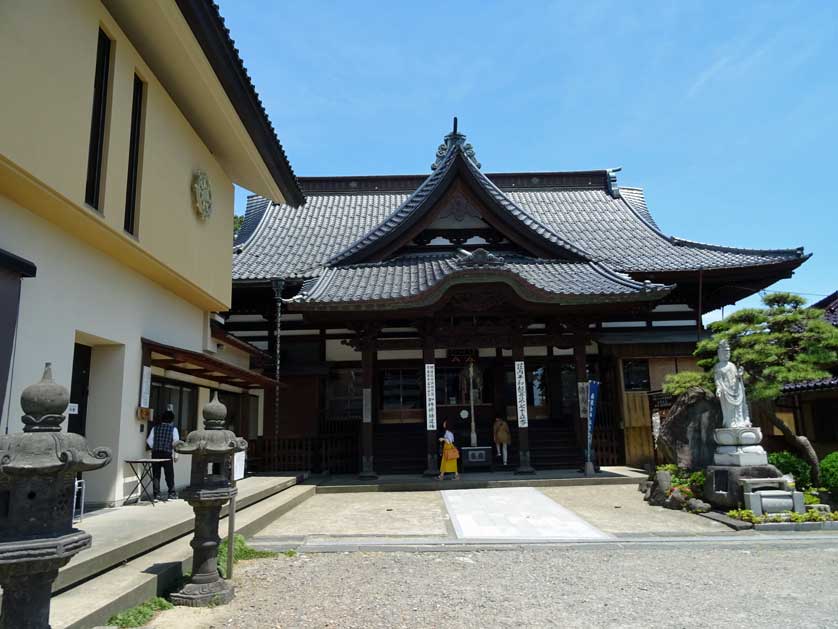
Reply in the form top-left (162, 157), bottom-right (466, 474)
top-left (85, 29), bottom-right (112, 210)
top-left (124, 74), bottom-right (145, 234)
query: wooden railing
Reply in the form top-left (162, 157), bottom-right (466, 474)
top-left (248, 434), bottom-right (358, 475)
top-left (592, 396), bottom-right (623, 466)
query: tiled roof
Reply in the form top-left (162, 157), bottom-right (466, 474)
top-left (782, 377), bottom-right (838, 393)
top-left (326, 145), bottom-right (590, 266)
top-left (813, 291), bottom-right (838, 326)
top-left (232, 184), bottom-right (805, 279)
top-left (286, 250), bottom-right (672, 310)
top-left (234, 195), bottom-right (271, 246)
top-left (176, 1), bottom-right (304, 206)
top-left (780, 292), bottom-right (838, 393)
top-left (231, 131), bottom-right (807, 281)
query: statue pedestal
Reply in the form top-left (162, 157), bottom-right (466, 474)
top-left (712, 426), bottom-right (767, 466)
top-left (705, 426), bottom-right (774, 508)
top-left (713, 451), bottom-right (768, 466)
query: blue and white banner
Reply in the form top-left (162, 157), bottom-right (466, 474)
top-left (586, 380), bottom-right (600, 463)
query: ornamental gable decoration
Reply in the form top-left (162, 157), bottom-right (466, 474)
top-left (192, 170), bottom-right (213, 220)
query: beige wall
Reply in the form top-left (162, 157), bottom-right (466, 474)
top-left (1, 193), bottom-right (207, 505)
top-left (0, 0), bottom-right (234, 309)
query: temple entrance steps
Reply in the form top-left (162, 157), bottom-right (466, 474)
top-left (374, 424), bottom-right (427, 474)
top-left (527, 421), bottom-right (584, 470)
top-left (371, 420), bottom-right (583, 475)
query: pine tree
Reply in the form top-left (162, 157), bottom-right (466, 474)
top-left (664, 292), bottom-right (838, 483)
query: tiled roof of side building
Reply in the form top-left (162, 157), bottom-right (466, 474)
top-left (286, 251), bottom-right (672, 310)
top-left (812, 291), bottom-right (838, 326)
top-left (782, 376), bottom-right (838, 394)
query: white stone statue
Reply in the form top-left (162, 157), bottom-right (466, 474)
top-left (714, 340), bottom-right (751, 428)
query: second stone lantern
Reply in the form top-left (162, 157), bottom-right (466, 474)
top-left (170, 392), bottom-right (247, 607)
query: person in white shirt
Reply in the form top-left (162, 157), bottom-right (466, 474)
top-left (437, 420), bottom-right (460, 480)
top-left (146, 409), bottom-right (180, 500)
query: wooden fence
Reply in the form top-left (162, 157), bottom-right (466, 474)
top-left (248, 434), bottom-right (358, 475)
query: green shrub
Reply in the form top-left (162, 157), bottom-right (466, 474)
top-left (820, 452), bottom-right (838, 496)
top-left (217, 534), bottom-right (277, 578)
top-left (803, 489), bottom-right (821, 506)
top-left (656, 464), bottom-right (689, 486)
top-left (767, 451), bottom-right (812, 490)
top-left (790, 510), bottom-right (827, 523)
top-left (688, 470), bottom-right (706, 494)
top-left (662, 371), bottom-right (713, 396)
top-left (107, 597), bottom-right (173, 627)
top-left (727, 509), bottom-right (763, 524)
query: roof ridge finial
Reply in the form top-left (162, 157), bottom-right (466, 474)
top-left (431, 118), bottom-right (481, 171)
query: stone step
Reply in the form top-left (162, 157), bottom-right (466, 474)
top-left (50, 484), bottom-right (315, 629)
top-left (54, 474), bottom-right (299, 593)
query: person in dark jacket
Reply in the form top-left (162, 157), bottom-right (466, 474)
top-left (146, 408), bottom-right (180, 500)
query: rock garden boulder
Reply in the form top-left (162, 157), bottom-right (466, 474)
top-left (657, 387), bottom-right (722, 470)
top-left (645, 470), bottom-right (671, 507)
top-left (686, 498), bottom-right (711, 513)
top-left (664, 487), bottom-right (689, 510)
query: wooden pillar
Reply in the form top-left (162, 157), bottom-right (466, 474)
top-left (572, 331), bottom-right (588, 452)
top-left (359, 344), bottom-right (377, 479)
top-left (493, 347), bottom-right (505, 419)
top-left (512, 331), bottom-right (535, 474)
top-left (422, 337), bottom-right (438, 476)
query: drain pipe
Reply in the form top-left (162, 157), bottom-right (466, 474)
top-left (271, 278), bottom-right (284, 439)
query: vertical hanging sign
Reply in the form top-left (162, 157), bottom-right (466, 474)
top-left (577, 381), bottom-right (590, 418)
top-left (586, 380), bottom-right (600, 463)
top-left (140, 366), bottom-right (152, 408)
top-left (424, 363), bottom-right (437, 431)
top-left (514, 360), bottom-right (528, 428)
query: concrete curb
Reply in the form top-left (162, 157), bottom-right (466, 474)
top-left (753, 520), bottom-right (838, 532)
top-left (316, 475), bottom-right (643, 494)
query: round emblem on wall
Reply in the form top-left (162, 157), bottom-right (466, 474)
top-left (192, 170), bottom-right (213, 220)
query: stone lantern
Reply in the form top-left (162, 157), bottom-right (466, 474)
top-left (0, 363), bottom-right (111, 629)
top-left (171, 392), bottom-right (247, 607)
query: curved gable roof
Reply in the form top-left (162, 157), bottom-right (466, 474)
top-left (286, 250), bottom-right (672, 311)
top-left (326, 144), bottom-right (590, 266)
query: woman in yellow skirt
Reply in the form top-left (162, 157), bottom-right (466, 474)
top-left (437, 420), bottom-right (460, 480)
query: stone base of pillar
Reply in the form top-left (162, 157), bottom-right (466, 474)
top-left (359, 456), bottom-right (378, 480)
top-left (171, 577), bottom-right (235, 608)
top-left (515, 450), bottom-right (536, 475)
top-left (423, 431), bottom-right (439, 476)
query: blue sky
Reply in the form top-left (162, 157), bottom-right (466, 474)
top-left (219, 0), bottom-right (837, 318)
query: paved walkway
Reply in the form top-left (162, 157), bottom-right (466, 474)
top-left (251, 484), bottom-right (733, 553)
top-left (443, 487), bottom-right (610, 540)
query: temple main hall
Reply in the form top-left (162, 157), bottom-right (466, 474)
top-left (225, 123), bottom-right (808, 477)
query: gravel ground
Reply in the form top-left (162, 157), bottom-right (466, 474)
top-left (147, 541), bottom-right (838, 629)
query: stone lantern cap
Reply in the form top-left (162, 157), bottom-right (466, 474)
top-left (0, 363), bottom-right (111, 477)
top-left (174, 392), bottom-right (247, 456)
